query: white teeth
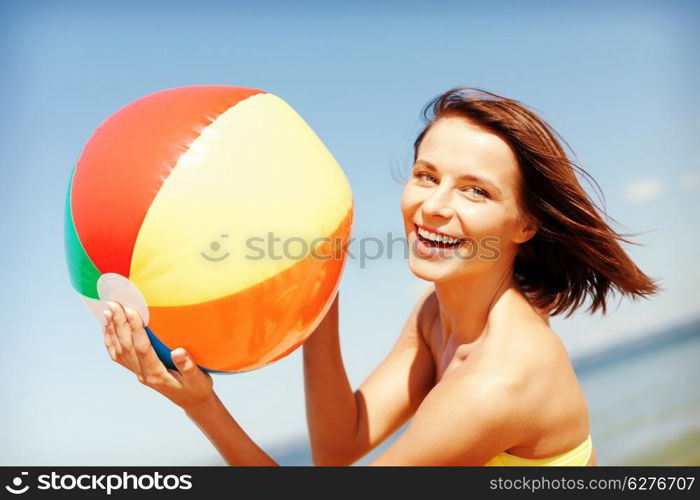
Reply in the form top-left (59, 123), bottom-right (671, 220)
top-left (417, 227), bottom-right (461, 244)
top-left (418, 228), bottom-right (438, 241)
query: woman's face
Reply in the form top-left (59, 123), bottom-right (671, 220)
top-left (400, 115), bottom-right (537, 283)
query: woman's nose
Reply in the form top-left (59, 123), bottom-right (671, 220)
top-left (421, 185), bottom-right (454, 219)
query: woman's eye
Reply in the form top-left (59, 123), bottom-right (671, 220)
top-left (463, 186), bottom-right (489, 199)
top-left (415, 172), bottom-right (437, 184)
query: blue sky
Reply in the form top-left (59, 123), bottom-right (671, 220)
top-left (1, 0), bottom-right (698, 464)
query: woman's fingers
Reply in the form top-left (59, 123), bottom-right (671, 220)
top-left (103, 309), bottom-right (120, 355)
top-left (171, 348), bottom-right (208, 386)
top-left (103, 311), bottom-right (128, 368)
top-left (103, 324), bottom-right (116, 360)
top-left (124, 307), bottom-right (176, 389)
top-left (102, 322), bottom-right (123, 366)
top-left (171, 348), bottom-right (196, 379)
top-left (108, 301), bottom-right (141, 372)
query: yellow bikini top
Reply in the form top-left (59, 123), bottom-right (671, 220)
top-left (484, 434), bottom-right (593, 466)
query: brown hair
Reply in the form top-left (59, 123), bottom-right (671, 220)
top-left (413, 87), bottom-right (659, 317)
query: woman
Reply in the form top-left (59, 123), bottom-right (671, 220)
top-left (102, 87), bottom-right (658, 466)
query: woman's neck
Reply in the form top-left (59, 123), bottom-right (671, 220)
top-left (433, 262), bottom-right (517, 348)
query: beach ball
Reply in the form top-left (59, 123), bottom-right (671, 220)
top-left (64, 86), bottom-right (353, 373)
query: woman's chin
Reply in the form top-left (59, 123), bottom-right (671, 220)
top-left (407, 257), bottom-right (451, 282)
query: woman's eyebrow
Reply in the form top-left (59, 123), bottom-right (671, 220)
top-left (414, 159), bottom-right (502, 196)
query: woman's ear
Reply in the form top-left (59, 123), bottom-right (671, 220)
top-left (514, 214), bottom-right (540, 244)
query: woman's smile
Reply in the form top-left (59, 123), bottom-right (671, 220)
top-left (415, 223), bottom-right (466, 244)
top-left (413, 223), bottom-right (471, 259)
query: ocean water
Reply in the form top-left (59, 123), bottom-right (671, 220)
top-left (268, 320), bottom-right (700, 466)
top-left (579, 324), bottom-right (700, 465)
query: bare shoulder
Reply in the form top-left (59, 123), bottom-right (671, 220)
top-left (500, 320), bottom-right (575, 376)
top-left (473, 319), bottom-right (591, 451)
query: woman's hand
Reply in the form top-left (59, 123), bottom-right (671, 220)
top-left (102, 301), bottom-right (215, 410)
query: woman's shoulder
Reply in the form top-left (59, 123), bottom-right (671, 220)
top-left (476, 317), bottom-right (590, 439)
top-left (486, 316), bottom-right (580, 393)
top-left (502, 321), bottom-right (570, 371)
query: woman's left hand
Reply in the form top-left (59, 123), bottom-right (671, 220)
top-left (102, 301), bottom-right (215, 410)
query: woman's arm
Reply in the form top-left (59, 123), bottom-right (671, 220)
top-left (303, 288), bottom-right (436, 465)
top-left (104, 290), bottom-right (436, 467)
top-left (183, 393), bottom-right (278, 466)
top-left (103, 301), bottom-right (279, 466)
top-left (368, 367), bottom-right (525, 466)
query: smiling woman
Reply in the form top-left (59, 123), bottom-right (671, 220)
top-left (101, 87), bottom-right (658, 466)
top-left (304, 87), bottom-right (658, 466)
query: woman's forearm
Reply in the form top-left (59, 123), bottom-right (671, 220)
top-left (303, 296), bottom-right (363, 465)
top-left (183, 394), bottom-right (278, 466)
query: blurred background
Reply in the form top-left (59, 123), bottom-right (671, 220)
top-left (1, 0), bottom-right (698, 466)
